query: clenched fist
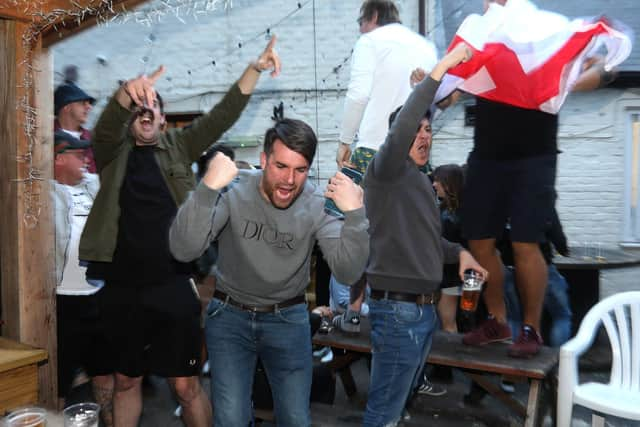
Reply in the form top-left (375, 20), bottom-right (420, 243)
top-left (202, 152), bottom-right (238, 190)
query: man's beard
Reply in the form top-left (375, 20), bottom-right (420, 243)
top-left (260, 177), bottom-right (303, 210)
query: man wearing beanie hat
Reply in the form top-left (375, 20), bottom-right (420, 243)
top-left (53, 130), bottom-right (114, 425)
top-left (54, 81), bottom-right (97, 173)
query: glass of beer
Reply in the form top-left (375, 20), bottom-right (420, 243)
top-left (459, 270), bottom-right (484, 312)
top-left (63, 402), bottom-right (100, 427)
top-left (5, 407), bottom-right (46, 427)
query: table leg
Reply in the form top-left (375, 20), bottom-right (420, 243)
top-left (556, 269), bottom-right (599, 336)
top-left (525, 379), bottom-right (542, 427)
top-left (327, 350), bottom-right (361, 397)
top-left (466, 372), bottom-right (526, 417)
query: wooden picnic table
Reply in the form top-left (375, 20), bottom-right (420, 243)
top-left (554, 246), bottom-right (640, 334)
top-left (313, 318), bottom-right (558, 427)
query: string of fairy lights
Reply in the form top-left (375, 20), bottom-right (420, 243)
top-left (4, 0), bottom-right (231, 227)
top-left (4, 0), bottom-right (470, 226)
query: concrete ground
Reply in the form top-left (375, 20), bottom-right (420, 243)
top-left (64, 344), bottom-right (638, 426)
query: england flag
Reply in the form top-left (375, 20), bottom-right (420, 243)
top-left (434, 0), bottom-right (633, 114)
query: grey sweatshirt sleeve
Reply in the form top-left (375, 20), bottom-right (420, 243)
top-left (441, 237), bottom-right (463, 265)
top-left (370, 77), bottom-right (441, 180)
top-left (169, 181), bottom-right (230, 262)
top-left (316, 207), bottom-right (370, 285)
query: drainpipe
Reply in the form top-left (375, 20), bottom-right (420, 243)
top-left (419, 0), bottom-right (426, 36)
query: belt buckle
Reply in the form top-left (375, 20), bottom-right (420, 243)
top-left (418, 293), bottom-right (434, 305)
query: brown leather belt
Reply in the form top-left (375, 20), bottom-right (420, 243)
top-left (214, 290), bottom-right (305, 313)
top-left (370, 289), bottom-right (440, 305)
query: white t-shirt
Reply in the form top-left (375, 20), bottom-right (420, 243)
top-left (57, 183), bottom-right (98, 296)
top-left (340, 23), bottom-right (438, 151)
top-left (59, 128), bottom-right (83, 140)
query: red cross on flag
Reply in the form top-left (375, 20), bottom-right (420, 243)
top-left (434, 0), bottom-right (633, 114)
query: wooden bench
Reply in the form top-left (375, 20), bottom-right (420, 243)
top-left (313, 318), bottom-right (558, 427)
top-left (0, 337), bottom-right (48, 415)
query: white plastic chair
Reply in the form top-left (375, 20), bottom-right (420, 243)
top-left (558, 291), bottom-right (640, 426)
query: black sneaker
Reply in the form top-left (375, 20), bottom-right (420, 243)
top-left (417, 378), bottom-right (447, 396)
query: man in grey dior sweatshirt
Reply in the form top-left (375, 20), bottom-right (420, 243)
top-left (169, 118), bottom-right (369, 427)
top-left (362, 44), bottom-right (488, 426)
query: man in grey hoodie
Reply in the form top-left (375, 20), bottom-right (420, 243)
top-left (362, 44), bottom-right (487, 426)
top-left (169, 118), bottom-right (369, 427)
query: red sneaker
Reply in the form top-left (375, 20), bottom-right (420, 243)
top-left (462, 317), bottom-right (512, 346)
top-left (508, 325), bottom-right (543, 358)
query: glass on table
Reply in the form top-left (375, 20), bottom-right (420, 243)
top-left (63, 402), bottom-right (100, 427)
top-left (5, 407), bottom-right (47, 427)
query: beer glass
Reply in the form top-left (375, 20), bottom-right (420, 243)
top-left (459, 270), bottom-right (484, 312)
top-left (63, 402), bottom-right (99, 427)
top-left (5, 407), bottom-right (46, 427)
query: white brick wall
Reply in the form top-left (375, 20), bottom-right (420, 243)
top-left (52, 0), bottom-right (640, 293)
top-left (53, 0), bottom-right (421, 182)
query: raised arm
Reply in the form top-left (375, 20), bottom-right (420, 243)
top-left (169, 153), bottom-right (236, 261)
top-left (570, 56), bottom-right (617, 92)
top-left (317, 172), bottom-right (369, 285)
top-left (371, 44), bottom-right (472, 179)
top-left (316, 207), bottom-right (370, 286)
top-left (91, 66), bottom-right (165, 171)
top-left (178, 36), bottom-right (282, 161)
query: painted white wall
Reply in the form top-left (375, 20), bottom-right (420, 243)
top-left (52, 0), bottom-right (640, 295)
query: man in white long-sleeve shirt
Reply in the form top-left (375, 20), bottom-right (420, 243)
top-left (333, 0), bottom-right (438, 331)
top-left (336, 0), bottom-right (437, 170)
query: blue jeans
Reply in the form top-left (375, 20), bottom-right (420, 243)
top-left (504, 264), bottom-right (572, 347)
top-left (363, 298), bottom-right (439, 426)
top-left (329, 275), bottom-right (370, 316)
top-left (205, 297), bottom-right (312, 427)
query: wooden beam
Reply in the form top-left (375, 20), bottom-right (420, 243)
top-left (1, 18), bottom-right (21, 342)
top-left (0, 8), bottom-right (34, 23)
top-left (0, 18), bottom-right (57, 408)
top-left (42, 0), bottom-right (149, 47)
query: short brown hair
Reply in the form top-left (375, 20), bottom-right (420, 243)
top-left (263, 119), bottom-right (317, 166)
top-left (359, 0), bottom-right (401, 26)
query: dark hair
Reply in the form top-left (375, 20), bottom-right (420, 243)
top-left (127, 91), bottom-right (164, 114)
top-left (263, 118), bottom-right (317, 166)
top-left (197, 143), bottom-right (235, 180)
top-left (156, 92), bottom-right (165, 114)
top-left (388, 105), bottom-right (432, 131)
top-left (432, 164), bottom-right (465, 212)
top-left (359, 0), bottom-right (401, 26)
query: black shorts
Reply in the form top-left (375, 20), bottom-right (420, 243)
top-left (461, 153), bottom-right (556, 243)
top-left (99, 276), bottom-right (202, 378)
top-left (57, 292), bottom-right (113, 397)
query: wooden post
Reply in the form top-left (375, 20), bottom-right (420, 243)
top-left (0, 18), bottom-right (57, 408)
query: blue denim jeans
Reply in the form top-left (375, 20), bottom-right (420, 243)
top-left (205, 297), bottom-right (312, 427)
top-left (504, 264), bottom-right (572, 346)
top-left (363, 298), bottom-right (439, 426)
